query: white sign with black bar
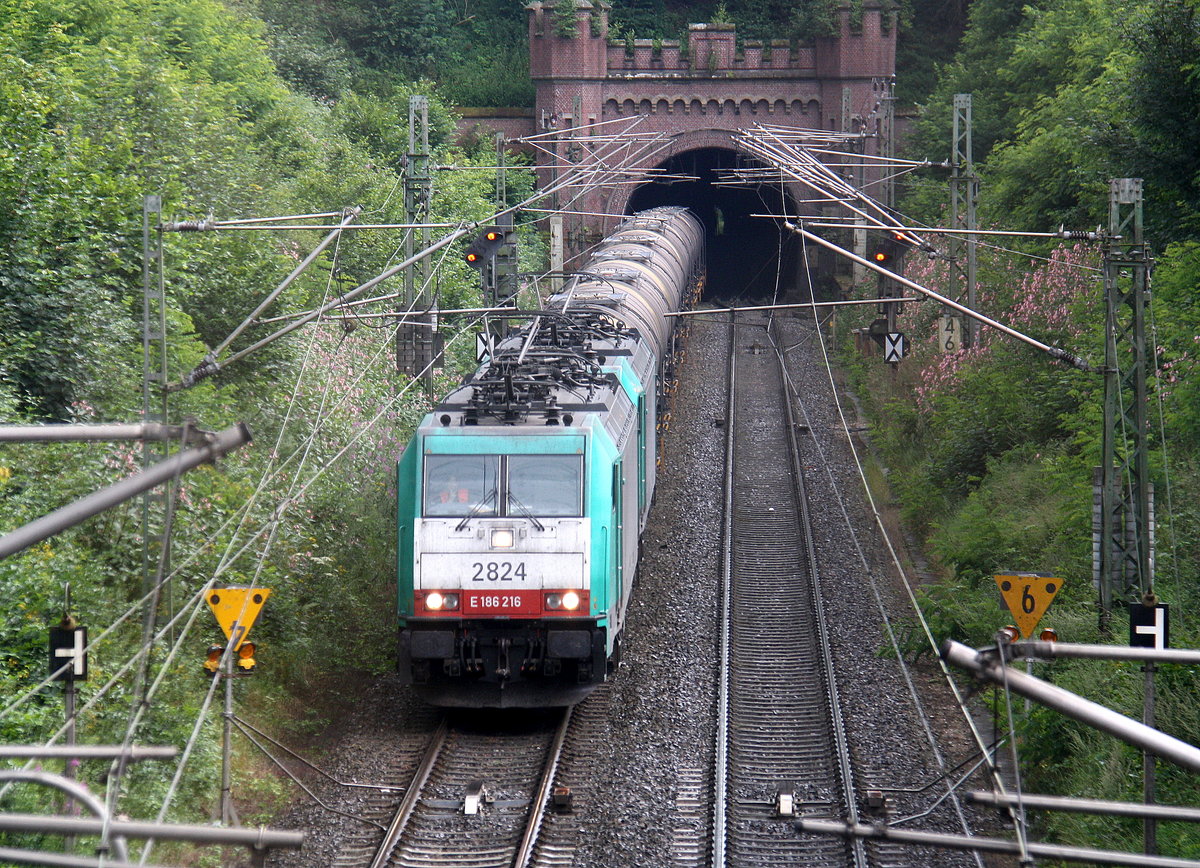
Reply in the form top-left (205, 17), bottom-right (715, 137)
top-left (1130, 603), bottom-right (1169, 650)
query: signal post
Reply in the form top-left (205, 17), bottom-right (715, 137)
top-left (204, 587), bottom-right (270, 827)
top-left (463, 221), bottom-right (518, 352)
top-left (867, 232), bottom-right (910, 365)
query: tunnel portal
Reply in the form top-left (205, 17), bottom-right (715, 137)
top-left (626, 148), bottom-right (804, 302)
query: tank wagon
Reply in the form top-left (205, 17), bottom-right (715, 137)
top-left (396, 206), bottom-right (705, 707)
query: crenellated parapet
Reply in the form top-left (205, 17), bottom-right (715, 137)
top-left (605, 27), bottom-right (818, 76)
top-left (520, 0), bottom-right (897, 262)
top-left (529, 1), bottom-right (894, 80)
top-left (814, 0), bottom-right (898, 82)
top-left (528, 0), bottom-right (611, 81)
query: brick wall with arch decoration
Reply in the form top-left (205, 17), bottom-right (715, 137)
top-left (522, 0), bottom-right (897, 262)
top-left (597, 128), bottom-right (812, 227)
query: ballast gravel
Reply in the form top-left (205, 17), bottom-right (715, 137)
top-left (266, 307), bottom-right (1003, 868)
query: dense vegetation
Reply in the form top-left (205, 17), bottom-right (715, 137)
top-left (0, 0), bottom-right (536, 856)
top-left (2, 0), bottom-right (1199, 861)
top-left (845, 0), bottom-right (1200, 856)
top-left (245, 0), bottom-right (968, 108)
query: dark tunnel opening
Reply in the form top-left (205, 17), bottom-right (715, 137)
top-left (626, 148), bottom-right (811, 302)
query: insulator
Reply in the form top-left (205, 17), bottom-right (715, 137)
top-left (181, 360), bottom-right (219, 387)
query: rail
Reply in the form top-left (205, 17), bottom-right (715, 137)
top-left (712, 308), bottom-right (865, 866)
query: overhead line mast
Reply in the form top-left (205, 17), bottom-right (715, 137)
top-left (1098, 179), bottom-right (1155, 623)
top-left (398, 95), bottom-right (436, 392)
top-left (951, 94), bottom-right (979, 348)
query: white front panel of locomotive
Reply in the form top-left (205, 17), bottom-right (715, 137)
top-left (414, 518), bottom-right (590, 590)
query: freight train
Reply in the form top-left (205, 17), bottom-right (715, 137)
top-left (396, 206), bottom-right (705, 707)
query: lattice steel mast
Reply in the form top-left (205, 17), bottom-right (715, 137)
top-left (1097, 178), bottom-right (1154, 625)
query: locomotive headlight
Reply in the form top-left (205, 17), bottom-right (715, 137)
top-left (491, 529), bottom-right (515, 548)
top-left (424, 592), bottom-right (459, 612)
top-left (545, 591), bottom-right (582, 611)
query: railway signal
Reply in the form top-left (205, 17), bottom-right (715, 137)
top-left (203, 588), bottom-right (272, 827)
top-left (464, 226), bottom-right (505, 268)
top-left (466, 218), bottom-right (519, 344)
top-left (49, 589), bottom-right (86, 786)
top-left (236, 642), bottom-right (257, 671)
top-left (206, 587), bottom-right (269, 650)
top-left (995, 573), bottom-right (1062, 639)
top-left (476, 331), bottom-right (495, 363)
top-left (49, 623), bottom-right (88, 682)
top-left (204, 587), bottom-right (270, 675)
top-left (939, 314), bottom-right (962, 354)
top-left (871, 232), bottom-right (910, 342)
top-left (868, 231), bottom-right (908, 269)
top-left (1129, 602), bottom-right (1169, 650)
top-left (882, 332), bottom-right (906, 363)
top-left (204, 642), bottom-right (258, 674)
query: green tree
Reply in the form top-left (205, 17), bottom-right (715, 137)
top-left (905, 0), bottom-right (1040, 166)
top-left (338, 0), bottom-right (454, 77)
top-left (906, 0), bottom-right (1141, 233)
top-left (895, 0), bottom-right (969, 103)
top-left (1105, 0), bottom-right (1200, 241)
top-left (554, 0), bottom-right (579, 37)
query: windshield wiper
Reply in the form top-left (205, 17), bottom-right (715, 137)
top-left (455, 487), bottom-right (498, 532)
top-left (505, 490), bottom-right (545, 532)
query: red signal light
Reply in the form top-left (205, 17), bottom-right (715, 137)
top-left (463, 226), bottom-right (505, 268)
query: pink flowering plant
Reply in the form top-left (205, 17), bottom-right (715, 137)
top-left (897, 242), bottom-right (1101, 414)
top-left (844, 236), bottom-right (1103, 539)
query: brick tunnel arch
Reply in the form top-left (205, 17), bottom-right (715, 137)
top-left (618, 144), bottom-right (808, 301)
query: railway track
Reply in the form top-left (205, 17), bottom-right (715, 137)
top-left (328, 706), bottom-right (443, 868)
top-left (360, 709), bottom-right (571, 868)
top-left (316, 307), bottom-right (976, 868)
top-left (714, 309), bottom-right (866, 867)
top-left (522, 686), bottom-right (615, 866)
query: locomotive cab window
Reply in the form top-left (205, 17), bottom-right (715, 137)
top-left (424, 455), bottom-right (499, 517)
top-left (507, 455), bottom-right (583, 517)
top-left (423, 454), bottom-right (582, 518)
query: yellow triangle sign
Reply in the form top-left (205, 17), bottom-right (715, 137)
top-left (206, 587), bottom-right (271, 649)
top-left (995, 573), bottom-right (1061, 639)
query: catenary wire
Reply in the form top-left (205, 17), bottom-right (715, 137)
top-left (141, 233), bottom-right (360, 860)
top-left (778, 237), bottom-right (991, 864)
top-left (141, 220), bottom-right (515, 849)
